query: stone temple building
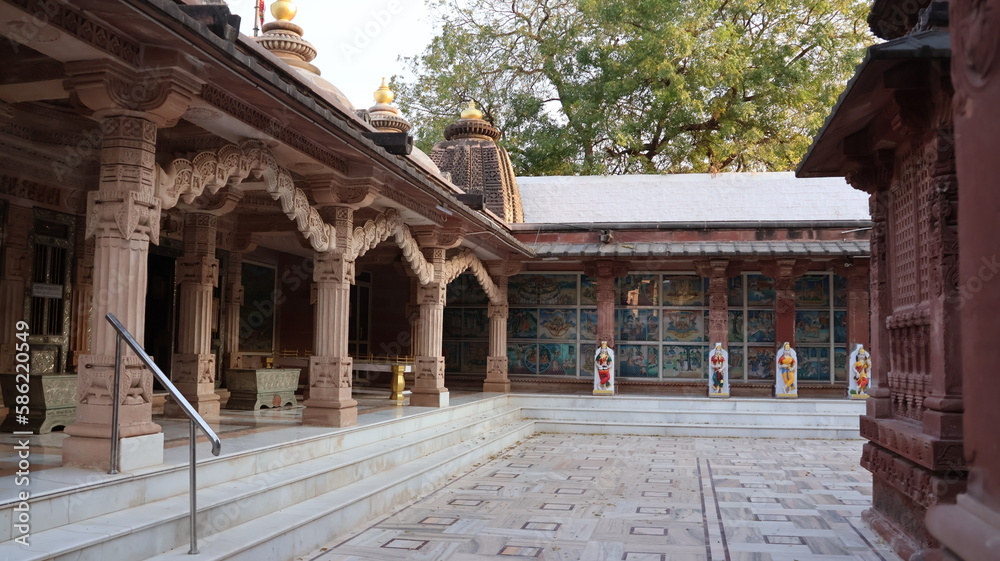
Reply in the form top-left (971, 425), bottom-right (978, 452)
top-left (0, 0), bottom-right (996, 559)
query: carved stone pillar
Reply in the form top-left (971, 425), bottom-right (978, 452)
top-left (697, 259), bottom-right (730, 347)
top-left (484, 277), bottom-right (510, 393)
top-left (61, 57), bottom-right (202, 470)
top-left (867, 190), bottom-right (892, 419)
top-left (411, 247), bottom-right (449, 408)
top-left (303, 204), bottom-right (358, 426)
top-left (0, 205), bottom-right (31, 374)
top-left (63, 115), bottom-right (164, 470)
top-left (587, 260), bottom-right (627, 348)
top-left (166, 213), bottom-right (220, 417)
top-left (70, 219), bottom-right (95, 371)
top-left (222, 252), bottom-right (244, 370)
top-left (846, 265), bottom-right (871, 355)
top-left (772, 259), bottom-right (798, 346)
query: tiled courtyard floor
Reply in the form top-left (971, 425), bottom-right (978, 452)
top-left (305, 434), bottom-right (899, 561)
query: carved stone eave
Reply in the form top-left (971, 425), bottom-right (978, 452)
top-left (64, 58), bottom-right (204, 127)
top-left (797, 30), bottom-right (950, 184)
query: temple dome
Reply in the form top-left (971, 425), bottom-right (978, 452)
top-left (430, 101), bottom-right (524, 222)
top-left (254, 1), bottom-right (356, 113)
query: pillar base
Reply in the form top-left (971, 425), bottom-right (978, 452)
top-left (163, 393), bottom-right (220, 418)
top-left (62, 433), bottom-right (165, 471)
top-left (410, 389), bottom-right (449, 408)
top-left (483, 381), bottom-right (510, 393)
top-left (302, 402), bottom-right (357, 427)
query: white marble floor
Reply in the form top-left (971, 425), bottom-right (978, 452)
top-left (302, 434), bottom-right (900, 561)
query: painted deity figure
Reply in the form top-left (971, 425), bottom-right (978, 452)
top-left (848, 344), bottom-right (871, 399)
top-left (593, 341), bottom-right (615, 395)
top-left (708, 343), bottom-right (729, 397)
top-left (775, 342), bottom-right (798, 398)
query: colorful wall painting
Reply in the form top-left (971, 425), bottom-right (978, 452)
top-left (616, 309), bottom-right (659, 341)
top-left (538, 308), bottom-right (578, 340)
top-left (797, 346), bottom-right (831, 381)
top-left (794, 310), bottom-right (831, 343)
top-left (745, 347), bottom-right (775, 379)
top-left (794, 275), bottom-right (830, 308)
top-left (661, 345), bottom-right (705, 378)
top-left (746, 274), bottom-right (776, 306)
top-left (662, 310), bottom-right (707, 342)
top-left (580, 309), bottom-right (598, 341)
top-left (507, 309), bottom-right (538, 339)
top-left (509, 274), bottom-right (578, 305)
top-left (662, 275), bottom-right (707, 306)
top-left (618, 274), bottom-right (659, 306)
top-left (618, 344), bottom-right (661, 377)
top-left (746, 310), bottom-right (775, 343)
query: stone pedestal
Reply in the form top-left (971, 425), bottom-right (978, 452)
top-left (224, 368), bottom-right (299, 410)
top-left (0, 373), bottom-right (76, 433)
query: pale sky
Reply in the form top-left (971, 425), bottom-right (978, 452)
top-left (228, 0), bottom-right (437, 109)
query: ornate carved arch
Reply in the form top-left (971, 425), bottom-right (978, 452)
top-left (443, 248), bottom-right (503, 305)
top-left (155, 140), bottom-right (336, 252)
top-left (348, 208), bottom-right (434, 284)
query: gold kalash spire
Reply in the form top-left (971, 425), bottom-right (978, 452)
top-left (270, 0), bottom-right (298, 21)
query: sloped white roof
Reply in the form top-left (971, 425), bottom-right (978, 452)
top-left (515, 172), bottom-right (869, 224)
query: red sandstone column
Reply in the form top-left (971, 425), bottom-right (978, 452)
top-left (845, 265), bottom-right (870, 352)
top-left (411, 247), bottom-right (449, 407)
top-left (222, 252), bottom-right (245, 370)
top-left (926, 3), bottom-right (1000, 558)
top-left (483, 276), bottom-right (510, 393)
top-left (699, 259), bottom-right (730, 347)
top-left (590, 260), bottom-right (627, 349)
top-left (166, 213), bottom-right (221, 417)
top-left (304, 247), bottom-right (358, 426)
top-left (60, 58), bottom-right (202, 470)
top-left (772, 258), bottom-right (798, 347)
top-left (69, 221), bottom-right (95, 371)
top-left (63, 115), bottom-right (165, 470)
top-left (0, 205), bottom-right (31, 374)
top-left (866, 191), bottom-right (893, 420)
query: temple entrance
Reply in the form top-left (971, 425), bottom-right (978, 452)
top-left (145, 250), bottom-right (178, 379)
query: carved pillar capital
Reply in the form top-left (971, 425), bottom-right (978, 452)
top-left (413, 226), bottom-right (464, 251)
top-left (65, 57), bottom-right (204, 126)
top-left (314, 252), bottom-right (355, 285)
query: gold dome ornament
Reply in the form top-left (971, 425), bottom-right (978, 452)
top-left (460, 100), bottom-right (484, 120)
top-left (373, 77), bottom-right (394, 105)
top-left (270, 0), bottom-right (297, 22)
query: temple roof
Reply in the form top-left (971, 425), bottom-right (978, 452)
top-left (529, 240), bottom-right (870, 258)
top-left (516, 172), bottom-right (871, 224)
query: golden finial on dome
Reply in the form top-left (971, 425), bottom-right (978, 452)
top-left (460, 100), bottom-right (483, 120)
top-left (373, 77), bottom-right (394, 105)
top-left (270, 0), bottom-right (297, 22)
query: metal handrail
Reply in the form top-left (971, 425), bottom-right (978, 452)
top-left (104, 312), bottom-right (221, 554)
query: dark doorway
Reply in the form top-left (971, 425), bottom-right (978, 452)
top-left (145, 252), bottom-right (177, 380)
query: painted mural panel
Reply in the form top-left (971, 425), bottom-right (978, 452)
top-left (728, 311), bottom-right (744, 342)
top-left (580, 309), bottom-right (597, 341)
top-left (835, 346), bottom-right (848, 382)
top-left (581, 275), bottom-right (597, 305)
top-left (746, 310), bottom-right (775, 343)
top-left (509, 274), bottom-right (577, 305)
top-left (833, 275), bottom-right (847, 308)
top-left (662, 345), bottom-right (706, 378)
top-left (616, 309), bottom-right (659, 342)
top-left (507, 309), bottom-right (538, 339)
top-left (619, 344), bottom-right (660, 377)
top-left (538, 308), bottom-right (577, 340)
top-left (463, 308), bottom-right (489, 339)
top-left (728, 276), bottom-right (745, 307)
top-left (795, 310), bottom-right (831, 344)
top-left (834, 311), bottom-right (847, 343)
top-left (507, 343), bottom-right (537, 374)
top-left (746, 275), bottom-right (775, 306)
top-left (618, 274), bottom-right (659, 306)
top-left (662, 310), bottom-right (707, 342)
top-left (540, 343), bottom-right (577, 375)
top-left (444, 341), bottom-right (461, 371)
top-left (729, 347), bottom-right (745, 378)
top-left (745, 347), bottom-right (775, 379)
top-left (797, 346), bottom-right (832, 381)
top-left (794, 275), bottom-right (830, 308)
top-left (662, 275), bottom-right (706, 306)
top-left (580, 343), bottom-right (596, 376)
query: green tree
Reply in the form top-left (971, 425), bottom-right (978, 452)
top-left (397, 0), bottom-right (871, 175)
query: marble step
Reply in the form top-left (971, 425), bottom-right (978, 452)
top-left (0, 394), bottom-right (515, 542)
top-left (532, 419), bottom-right (862, 439)
top-left (512, 394), bottom-right (868, 414)
top-left (145, 418), bottom-right (536, 561)
top-left (0, 401), bottom-right (523, 560)
top-left (520, 406), bottom-right (861, 427)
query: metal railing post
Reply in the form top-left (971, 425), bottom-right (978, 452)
top-left (189, 419), bottom-right (199, 554)
top-left (102, 313), bottom-right (221, 555)
top-left (109, 333), bottom-right (123, 475)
